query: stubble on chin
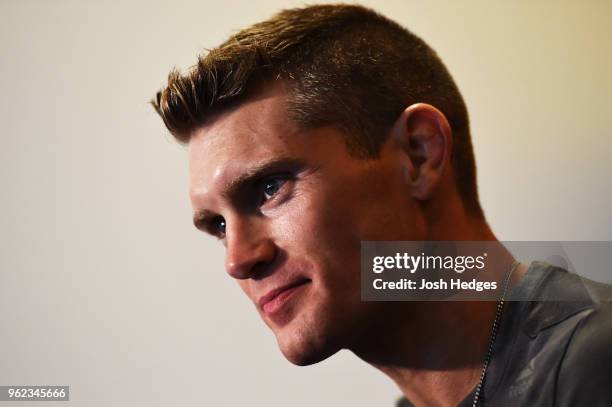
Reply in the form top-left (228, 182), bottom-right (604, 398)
top-left (274, 304), bottom-right (342, 366)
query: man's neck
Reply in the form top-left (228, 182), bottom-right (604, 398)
top-left (350, 216), bottom-right (528, 406)
top-left (352, 300), bottom-right (497, 406)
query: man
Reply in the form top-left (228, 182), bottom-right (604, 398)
top-left (152, 4), bottom-right (612, 406)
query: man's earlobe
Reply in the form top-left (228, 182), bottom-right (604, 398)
top-left (391, 103), bottom-right (453, 200)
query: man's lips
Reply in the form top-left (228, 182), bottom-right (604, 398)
top-left (258, 278), bottom-right (311, 315)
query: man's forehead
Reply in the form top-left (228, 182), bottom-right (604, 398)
top-left (190, 87), bottom-right (294, 150)
top-left (187, 88), bottom-right (300, 200)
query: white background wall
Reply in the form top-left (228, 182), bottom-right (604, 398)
top-left (1, 1), bottom-right (611, 406)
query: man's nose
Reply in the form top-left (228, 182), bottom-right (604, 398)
top-left (224, 219), bottom-right (276, 280)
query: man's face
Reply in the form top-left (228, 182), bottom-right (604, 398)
top-left (189, 87), bottom-right (424, 365)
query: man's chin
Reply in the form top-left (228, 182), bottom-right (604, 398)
top-left (275, 327), bottom-right (341, 366)
top-left (278, 340), bottom-right (340, 366)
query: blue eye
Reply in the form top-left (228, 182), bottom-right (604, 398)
top-left (263, 178), bottom-right (286, 200)
top-left (213, 217), bottom-right (226, 235)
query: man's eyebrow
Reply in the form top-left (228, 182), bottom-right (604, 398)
top-left (221, 157), bottom-right (306, 200)
top-left (192, 157), bottom-right (306, 230)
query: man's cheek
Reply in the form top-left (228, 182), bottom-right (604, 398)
top-left (272, 194), bottom-right (322, 245)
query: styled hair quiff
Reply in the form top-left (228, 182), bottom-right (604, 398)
top-left (152, 4), bottom-right (482, 216)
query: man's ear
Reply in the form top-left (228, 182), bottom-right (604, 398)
top-left (390, 103), bottom-right (452, 200)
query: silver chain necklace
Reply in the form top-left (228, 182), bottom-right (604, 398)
top-left (471, 260), bottom-right (520, 407)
